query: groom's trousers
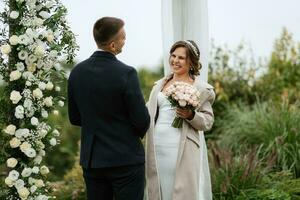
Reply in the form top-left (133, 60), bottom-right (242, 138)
top-left (83, 163), bottom-right (145, 200)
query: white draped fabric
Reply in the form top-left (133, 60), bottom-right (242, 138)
top-left (161, 1), bottom-right (212, 200)
top-left (161, 0), bottom-right (209, 82)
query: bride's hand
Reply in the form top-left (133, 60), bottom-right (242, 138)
top-left (176, 108), bottom-right (195, 120)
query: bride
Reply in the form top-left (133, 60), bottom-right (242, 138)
top-left (145, 40), bottom-right (215, 200)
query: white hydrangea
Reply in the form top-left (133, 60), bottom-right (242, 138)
top-left (1, 44), bottom-right (11, 54)
top-left (10, 11), bottom-right (19, 19)
top-left (9, 137), bottom-right (21, 148)
top-left (10, 70), bottom-right (22, 81)
top-left (9, 35), bottom-right (20, 45)
top-left (4, 124), bottom-right (16, 135)
top-left (6, 158), bottom-right (18, 168)
top-left (15, 105), bottom-right (25, 119)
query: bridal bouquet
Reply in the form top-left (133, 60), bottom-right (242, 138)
top-left (165, 81), bottom-right (201, 128)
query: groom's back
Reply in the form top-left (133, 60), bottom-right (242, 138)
top-left (68, 51), bottom-right (150, 168)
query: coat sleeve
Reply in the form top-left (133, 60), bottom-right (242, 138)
top-left (123, 68), bottom-right (150, 138)
top-left (186, 88), bottom-right (215, 131)
top-left (67, 74), bottom-right (81, 126)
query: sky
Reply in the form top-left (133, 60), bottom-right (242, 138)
top-left (2, 0), bottom-right (300, 69)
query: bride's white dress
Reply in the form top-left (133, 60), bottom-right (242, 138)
top-left (153, 92), bottom-right (181, 200)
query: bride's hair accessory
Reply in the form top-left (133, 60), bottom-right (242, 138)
top-left (185, 40), bottom-right (199, 57)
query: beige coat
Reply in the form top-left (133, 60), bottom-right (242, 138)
top-left (145, 75), bottom-right (215, 200)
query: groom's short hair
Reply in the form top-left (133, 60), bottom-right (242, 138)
top-left (93, 17), bottom-right (125, 47)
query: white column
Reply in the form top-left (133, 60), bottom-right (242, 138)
top-left (161, 0), bottom-right (209, 82)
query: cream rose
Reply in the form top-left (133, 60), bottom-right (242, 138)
top-left (17, 187), bottom-right (30, 199)
top-left (10, 137), bottom-right (21, 148)
top-left (4, 124), bottom-right (16, 135)
top-left (9, 35), bottom-right (20, 45)
top-left (7, 158), bottom-right (18, 168)
top-left (9, 70), bottom-right (22, 81)
top-left (43, 96), bottom-right (53, 107)
top-left (1, 44), bottom-right (11, 54)
top-left (40, 166), bottom-right (49, 175)
top-left (10, 90), bottom-right (22, 104)
top-left (46, 82), bottom-right (54, 90)
top-left (33, 88), bottom-right (43, 99)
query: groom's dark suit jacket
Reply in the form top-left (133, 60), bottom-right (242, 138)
top-left (68, 51), bottom-right (150, 168)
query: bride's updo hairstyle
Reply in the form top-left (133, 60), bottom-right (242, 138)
top-left (169, 40), bottom-right (202, 76)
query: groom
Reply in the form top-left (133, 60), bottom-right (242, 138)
top-left (68, 17), bottom-right (150, 200)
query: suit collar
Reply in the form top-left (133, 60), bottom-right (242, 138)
top-left (90, 51), bottom-right (117, 60)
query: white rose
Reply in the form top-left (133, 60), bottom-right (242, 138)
top-left (33, 155), bottom-right (42, 165)
top-left (14, 179), bottom-right (25, 190)
top-left (30, 117), bottom-right (38, 126)
top-left (16, 62), bottom-right (25, 71)
top-left (9, 35), bottom-right (20, 45)
top-left (47, 34), bottom-right (54, 43)
top-left (7, 158), bottom-right (18, 168)
top-left (53, 110), bottom-right (59, 115)
top-left (39, 129), bottom-right (48, 138)
top-left (55, 86), bottom-right (61, 92)
top-left (1, 44), bottom-right (11, 54)
top-left (18, 50), bottom-right (28, 60)
top-left (4, 124), bottom-right (16, 135)
top-left (41, 109), bottom-right (48, 118)
top-left (15, 105), bottom-right (24, 119)
top-left (58, 100), bottom-right (64, 107)
top-left (37, 141), bottom-right (45, 149)
top-left (39, 11), bottom-right (51, 19)
top-left (21, 167), bottom-right (32, 177)
top-left (30, 185), bottom-right (37, 193)
top-left (33, 88), bottom-right (43, 99)
top-left (10, 11), bottom-right (19, 19)
top-left (8, 170), bottom-right (19, 181)
top-left (9, 70), bottom-right (22, 81)
top-left (44, 96), bottom-right (53, 107)
top-left (40, 166), bottom-right (49, 175)
top-left (34, 17), bottom-right (44, 26)
top-left (49, 138), bottom-right (57, 146)
top-left (35, 45), bottom-right (45, 57)
top-left (38, 82), bottom-right (46, 90)
top-left (20, 141), bottom-right (32, 152)
top-left (10, 137), bottom-right (21, 148)
top-left (32, 166), bottom-right (39, 174)
top-left (35, 179), bottom-right (45, 188)
top-left (19, 35), bottom-right (30, 45)
top-left (45, 0), bottom-right (55, 8)
top-left (27, 63), bottom-right (37, 72)
top-left (46, 82), bottom-right (54, 90)
top-left (28, 177), bottom-right (36, 185)
top-left (24, 148), bottom-right (37, 158)
top-left (17, 187), bottom-right (30, 199)
top-left (23, 98), bottom-right (32, 109)
top-left (52, 129), bottom-right (60, 137)
top-left (15, 128), bottom-right (30, 138)
top-left (179, 100), bottom-right (187, 107)
top-left (10, 90), bottom-right (22, 104)
top-left (5, 177), bottom-right (14, 187)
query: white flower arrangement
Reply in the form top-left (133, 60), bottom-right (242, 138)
top-left (0, 0), bottom-right (78, 198)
